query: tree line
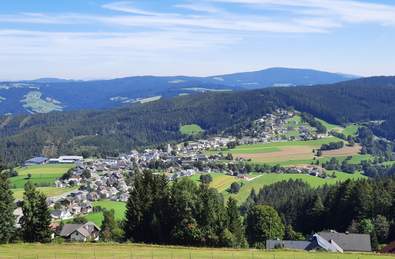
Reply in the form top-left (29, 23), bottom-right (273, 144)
top-left (242, 177), bottom-right (395, 250)
top-left (0, 168), bottom-right (52, 244)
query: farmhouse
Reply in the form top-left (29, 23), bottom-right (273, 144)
top-left (267, 234), bottom-right (343, 253)
top-left (267, 231), bottom-right (371, 253)
top-left (317, 231), bottom-right (372, 252)
top-left (49, 155), bottom-right (84, 164)
top-left (59, 222), bottom-right (100, 242)
top-left (24, 156), bottom-right (48, 166)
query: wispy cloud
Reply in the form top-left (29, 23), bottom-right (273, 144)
top-left (211, 0), bottom-right (395, 25)
top-left (174, 2), bottom-right (222, 14)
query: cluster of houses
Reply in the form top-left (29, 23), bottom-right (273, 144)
top-left (50, 161), bottom-right (130, 220)
top-left (239, 109), bottom-right (326, 144)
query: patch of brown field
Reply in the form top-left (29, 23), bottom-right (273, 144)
top-left (237, 146), bottom-right (314, 162)
top-left (322, 144), bottom-right (361, 157)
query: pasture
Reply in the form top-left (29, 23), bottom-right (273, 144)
top-left (222, 136), bottom-right (368, 166)
top-left (342, 124), bottom-right (360, 136)
top-left (180, 124), bottom-right (204, 135)
top-left (12, 186), bottom-right (77, 200)
top-left (317, 118), bottom-right (343, 132)
top-left (189, 171), bottom-right (367, 203)
top-left (224, 171), bottom-right (367, 202)
top-left (83, 200), bottom-right (127, 226)
top-left (190, 173), bottom-right (238, 192)
top-left (10, 164), bottom-right (74, 189)
top-left (0, 243), bottom-right (393, 259)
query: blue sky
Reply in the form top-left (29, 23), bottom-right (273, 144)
top-left (0, 0), bottom-right (394, 80)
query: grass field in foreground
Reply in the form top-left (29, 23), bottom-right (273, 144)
top-left (180, 124), bottom-right (204, 135)
top-left (12, 186), bottom-right (77, 200)
top-left (0, 243), bottom-right (393, 259)
top-left (83, 200), bottom-right (127, 226)
top-left (10, 164), bottom-right (74, 189)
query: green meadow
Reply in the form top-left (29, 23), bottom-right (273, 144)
top-left (12, 186), bottom-right (77, 200)
top-left (0, 243), bottom-right (392, 259)
top-left (83, 200), bottom-right (127, 226)
top-left (9, 164), bottom-right (75, 199)
top-left (224, 171), bottom-right (367, 202)
top-left (10, 164), bottom-right (74, 189)
top-left (189, 171), bottom-right (367, 203)
top-left (190, 173), bottom-right (237, 193)
top-left (180, 124), bottom-right (204, 135)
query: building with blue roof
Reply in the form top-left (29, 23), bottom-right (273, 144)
top-left (24, 156), bottom-right (48, 166)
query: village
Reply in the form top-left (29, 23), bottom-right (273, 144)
top-left (21, 109), bottom-right (330, 221)
top-left (18, 109), bottom-right (330, 241)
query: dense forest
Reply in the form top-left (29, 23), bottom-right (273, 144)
top-left (1, 76), bottom-right (395, 164)
top-left (241, 177), bottom-right (395, 249)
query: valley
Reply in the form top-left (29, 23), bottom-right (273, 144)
top-left (1, 0), bottom-right (395, 256)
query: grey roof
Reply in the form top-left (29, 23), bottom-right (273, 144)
top-left (59, 222), bottom-right (100, 238)
top-left (59, 224), bottom-right (82, 237)
top-left (309, 234), bottom-right (340, 252)
top-left (318, 231), bottom-right (372, 252)
top-left (25, 156), bottom-right (48, 164)
top-left (266, 240), bottom-right (311, 250)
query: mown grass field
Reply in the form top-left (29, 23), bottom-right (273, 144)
top-left (180, 124), bottom-right (204, 135)
top-left (190, 173), bottom-right (237, 192)
top-left (224, 171), bottom-right (367, 202)
top-left (0, 243), bottom-right (393, 259)
top-left (10, 164), bottom-right (74, 189)
top-left (189, 171), bottom-right (367, 203)
top-left (9, 164), bottom-right (75, 199)
top-left (219, 133), bottom-right (370, 166)
top-left (222, 137), bottom-right (347, 165)
top-left (83, 200), bottom-right (127, 226)
top-left (12, 186), bottom-right (77, 200)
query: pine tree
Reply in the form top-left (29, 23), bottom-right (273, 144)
top-left (226, 197), bottom-right (246, 247)
top-left (101, 209), bottom-right (123, 242)
top-left (20, 182), bottom-right (52, 243)
top-left (0, 171), bottom-right (15, 244)
top-left (35, 192), bottom-right (52, 243)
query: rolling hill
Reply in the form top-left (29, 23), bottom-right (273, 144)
top-left (0, 68), bottom-right (356, 115)
top-left (0, 76), bottom-right (393, 164)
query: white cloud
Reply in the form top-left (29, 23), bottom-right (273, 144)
top-left (102, 1), bottom-right (163, 16)
top-left (211, 0), bottom-right (395, 25)
top-left (175, 2), bottom-right (222, 13)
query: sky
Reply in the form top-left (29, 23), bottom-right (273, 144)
top-left (0, 0), bottom-right (394, 80)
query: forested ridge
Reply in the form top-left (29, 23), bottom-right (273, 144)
top-left (1, 76), bottom-right (395, 164)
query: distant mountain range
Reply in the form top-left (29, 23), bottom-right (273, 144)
top-left (0, 67), bottom-right (358, 115)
